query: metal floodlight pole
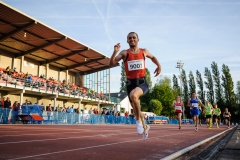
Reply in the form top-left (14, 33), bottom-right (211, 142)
top-left (176, 60), bottom-right (184, 119)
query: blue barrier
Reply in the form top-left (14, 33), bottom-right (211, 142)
top-left (0, 108), bottom-right (194, 125)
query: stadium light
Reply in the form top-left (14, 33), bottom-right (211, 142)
top-left (175, 60), bottom-right (184, 119)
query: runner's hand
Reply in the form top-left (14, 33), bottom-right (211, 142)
top-left (154, 66), bottom-right (161, 77)
top-left (114, 43), bottom-right (121, 53)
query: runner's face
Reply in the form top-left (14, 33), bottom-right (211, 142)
top-left (192, 93), bottom-right (196, 98)
top-left (127, 33), bottom-right (139, 47)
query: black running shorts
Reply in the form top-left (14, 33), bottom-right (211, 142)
top-left (126, 77), bottom-right (149, 102)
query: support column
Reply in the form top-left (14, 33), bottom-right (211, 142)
top-left (20, 92), bottom-right (24, 105)
top-left (58, 71), bottom-right (61, 81)
top-left (37, 65), bottom-right (41, 77)
top-left (53, 97), bottom-right (57, 111)
top-left (66, 70), bottom-right (68, 82)
top-left (97, 102), bottom-right (100, 113)
top-left (78, 98), bottom-right (82, 123)
top-left (11, 57), bottom-right (15, 69)
top-left (79, 74), bottom-right (84, 87)
top-left (46, 64), bottom-right (49, 79)
top-left (20, 56), bottom-right (24, 72)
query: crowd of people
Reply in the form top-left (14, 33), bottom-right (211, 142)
top-left (0, 66), bottom-right (108, 101)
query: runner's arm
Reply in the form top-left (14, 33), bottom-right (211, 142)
top-left (172, 101), bottom-right (175, 107)
top-left (143, 48), bottom-right (161, 77)
top-left (109, 43), bottom-right (125, 67)
top-left (187, 98), bottom-right (191, 107)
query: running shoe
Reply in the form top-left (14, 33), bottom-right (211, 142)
top-left (136, 120), bottom-right (144, 134)
top-left (195, 127), bottom-right (198, 132)
top-left (142, 125), bottom-right (150, 140)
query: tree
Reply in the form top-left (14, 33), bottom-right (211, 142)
top-left (181, 69), bottom-right (188, 106)
top-left (196, 70), bottom-right (205, 104)
top-left (188, 71), bottom-right (196, 96)
top-left (236, 81), bottom-right (240, 117)
top-left (145, 68), bottom-right (152, 89)
top-left (236, 81), bottom-right (240, 102)
top-left (149, 99), bottom-right (163, 115)
top-left (172, 74), bottom-right (180, 95)
top-left (221, 64), bottom-right (235, 108)
top-left (120, 62), bottom-right (126, 92)
top-left (151, 76), bottom-right (177, 117)
top-left (204, 67), bottom-right (214, 105)
top-left (211, 61), bottom-right (224, 106)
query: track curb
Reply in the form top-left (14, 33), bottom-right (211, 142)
top-left (161, 127), bottom-right (236, 160)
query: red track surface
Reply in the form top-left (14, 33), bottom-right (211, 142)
top-left (0, 124), bottom-right (228, 160)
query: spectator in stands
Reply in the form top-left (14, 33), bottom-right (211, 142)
top-left (61, 105), bottom-right (66, 112)
top-left (1, 97), bottom-right (5, 109)
top-left (66, 106), bottom-right (71, 113)
top-left (35, 100), bottom-right (40, 105)
top-left (4, 97), bottom-right (11, 108)
top-left (87, 88), bottom-right (92, 98)
top-left (99, 91), bottom-right (103, 99)
top-left (11, 101), bottom-right (19, 124)
top-left (125, 111), bottom-right (129, 117)
top-left (3, 97), bottom-right (11, 124)
top-left (101, 109), bottom-right (106, 115)
top-left (0, 70), bottom-right (3, 76)
top-left (55, 104), bottom-right (62, 112)
top-left (46, 104), bottom-right (52, 120)
top-left (93, 108), bottom-right (98, 115)
top-left (88, 107), bottom-right (93, 114)
top-left (70, 105), bottom-right (74, 113)
top-left (23, 99), bottom-right (31, 105)
top-left (5, 66), bottom-right (11, 75)
top-left (82, 107), bottom-right (88, 124)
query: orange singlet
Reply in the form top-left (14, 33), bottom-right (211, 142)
top-left (124, 48), bottom-right (146, 79)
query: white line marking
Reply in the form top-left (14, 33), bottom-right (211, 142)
top-left (0, 132), bottom-right (137, 145)
top-left (0, 131), bottom-right (89, 137)
top-left (9, 131), bottom-right (191, 160)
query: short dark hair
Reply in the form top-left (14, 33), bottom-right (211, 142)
top-left (127, 32), bottom-right (139, 39)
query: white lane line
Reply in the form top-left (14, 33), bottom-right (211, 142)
top-left (0, 131), bottom-right (90, 137)
top-left (9, 131), bottom-right (192, 160)
top-left (0, 132), bottom-right (137, 145)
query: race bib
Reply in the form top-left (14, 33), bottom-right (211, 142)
top-left (175, 106), bottom-right (182, 111)
top-left (225, 115), bottom-right (229, 117)
top-left (127, 60), bottom-right (144, 71)
top-left (192, 103), bottom-right (198, 107)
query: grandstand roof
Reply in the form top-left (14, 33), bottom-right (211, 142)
top-left (0, 1), bottom-right (119, 74)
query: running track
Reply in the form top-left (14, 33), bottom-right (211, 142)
top-left (0, 124), bottom-right (229, 160)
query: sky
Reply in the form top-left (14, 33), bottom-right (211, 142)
top-left (2, 0), bottom-right (240, 93)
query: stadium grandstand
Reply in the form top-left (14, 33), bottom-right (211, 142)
top-left (0, 1), bottom-right (123, 124)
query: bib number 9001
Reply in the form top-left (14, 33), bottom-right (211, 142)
top-left (128, 60), bottom-right (144, 71)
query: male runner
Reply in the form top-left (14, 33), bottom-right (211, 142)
top-left (187, 92), bottom-right (204, 132)
top-left (109, 32), bottom-right (161, 140)
top-left (223, 108), bottom-right (231, 128)
top-left (204, 101), bottom-right (213, 129)
top-left (213, 104), bottom-right (221, 128)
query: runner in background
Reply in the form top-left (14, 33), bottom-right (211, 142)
top-left (172, 96), bottom-right (184, 129)
top-left (204, 101), bottom-right (213, 129)
top-left (187, 92), bottom-right (204, 132)
top-left (213, 104), bottom-right (221, 128)
top-left (223, 108), bottom-right (231, 128)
